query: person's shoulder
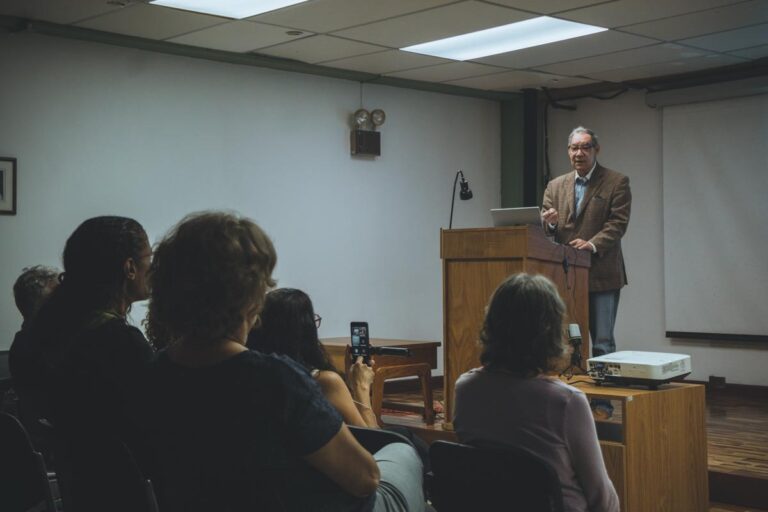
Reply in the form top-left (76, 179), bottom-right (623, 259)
top-left (9, 328), bottom-right (29, 354)
top-left (314, 369), bottom-right (342, 385)
top-left (549, 172), bottom-right (571, 186)
top-left (542, 377), bottom-right (588, 400)
top-left (246, 349), bottom-right (314, 380)
top-left (314, 369), bottom-right (347, 394)
top-left (456, 367), bottom-right (501, 392)
top-left (456, 366), bottom-right (484, 384)
top-left (93, 316), bottom-right (146, 341)
top-left (597, 165), bottom-right (628, 182)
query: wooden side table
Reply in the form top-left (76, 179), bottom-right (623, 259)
top-left (320, 338), bottom-right (440, 375)
top-left (321, 338), bottom-right (441, 426)
top-left (569, 380), bottom-right (709, 512)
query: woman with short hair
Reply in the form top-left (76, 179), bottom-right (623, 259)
top-left (454, 273), bottom-right (619, 512)
top-left (143, 211), bottom-right (423, 512)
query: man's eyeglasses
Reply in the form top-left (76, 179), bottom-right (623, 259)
top-left (568, 144), bottom-right (595, 152)
top-left (314, 314), bottom-right (322, 328)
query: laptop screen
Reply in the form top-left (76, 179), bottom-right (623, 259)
top-left (490, 207), bottom-right (542, 227)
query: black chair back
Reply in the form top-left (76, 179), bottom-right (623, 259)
top-left (429, 440), bottom-right (564, 512)
top-left (348, 425), bottom-right (414, 454)
top-left (55, 432), bottom-right (159, 512)
top-left (0, 412), bottom-right (56, 512)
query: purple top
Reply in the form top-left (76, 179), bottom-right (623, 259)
top-left (454, 368), bottom-right (619, 512)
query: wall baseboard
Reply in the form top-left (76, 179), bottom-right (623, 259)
top-left (682, 379), bottom-right (768, 399)
top-left (709, 470), bottom-right (768, 510)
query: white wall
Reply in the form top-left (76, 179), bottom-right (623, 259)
top-left (547, 90), bottom-right (768, 386)
top-left (0, 32), bottom-right (501, 369)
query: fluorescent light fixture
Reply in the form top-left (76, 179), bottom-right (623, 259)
top-left (149, 0), bottom-right (308, 19)
top-left (402, 17), bottom-right (607, 61)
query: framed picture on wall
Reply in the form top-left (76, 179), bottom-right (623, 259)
top-left (0, 157), bottom-right (17, 215)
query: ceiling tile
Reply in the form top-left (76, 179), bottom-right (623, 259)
top-left (559, 0), bottom-right (744, 28)
top-left (621, 1), bottom-right (768, 41)
top-left (0, 0), bottom-right (122, 24)
top-left (250, 0), bottom-right (455, 33)
top-left (728, 43), bottom-right (768, 59)
top-left (332, 1), bottom-right (533, 49)
top-left (323, 50), bottom-right (449, 75)
top-left (384, 62), bottom-right (506, 82)
top-left (445, 70), bottom-right (597, 91)
top-left (483, 0), bottom-right (609, 15)
top-left (534, 43), bottom-right (713, 75)
top-left (679, 22), bottom-right (768, 51)
top-left (76, 4), bottom-right (224, 40)
top-left (474, 30), bottom-right (655, 69)
top-left (167, 20), bottom-right (308, 52)
top-left (258, 35), bottom-right (387, 63)
top-left (584, 54), bottom-right (748, 82)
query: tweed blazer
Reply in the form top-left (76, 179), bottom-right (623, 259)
top-left (542, 164), bottom-right (631, 292)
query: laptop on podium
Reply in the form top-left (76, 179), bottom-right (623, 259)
top-left (490, 206), bottom-right (542, 227)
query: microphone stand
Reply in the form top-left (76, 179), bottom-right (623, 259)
top-left (449, 170), bottom-right (470, 229)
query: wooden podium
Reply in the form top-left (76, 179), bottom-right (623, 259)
top-left (441, 226), bottom-right (591, 422)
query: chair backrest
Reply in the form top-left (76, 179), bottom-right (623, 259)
top-left (54, 432), bottom-right (159, 512)
top-left (429, 440), bottom-right (564, 512)
top-left (0, 412), bottom-right (56, 512)
top-left (348, 425), bottom-right (414, 454)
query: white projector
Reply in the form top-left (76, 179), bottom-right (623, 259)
top-left (587, 351), bottom-right (691, 388)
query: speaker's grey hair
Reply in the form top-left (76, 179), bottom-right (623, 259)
top-left (568, 126), bottom-right (599, 147)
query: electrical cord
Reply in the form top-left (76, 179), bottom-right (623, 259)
top-left (564, 376), bottom-right (598, 387)
top-left (561, 243), bottom-right (579, 291)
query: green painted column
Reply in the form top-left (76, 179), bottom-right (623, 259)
top-left (500, 96), bottom-right (525, 207)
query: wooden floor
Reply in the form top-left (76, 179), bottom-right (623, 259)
top-left (707, 389), bottom-right (768, 478)
top-left (382, 382), bottom-right (768, 510)
top-left (710, 505), bottom-right (767, 512)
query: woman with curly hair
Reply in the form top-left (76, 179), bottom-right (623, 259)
top-left (453, 273), bottom-right (619, 512)
top-left (142, 211), bottom-right (423, 512)
top-left (248, 288), bottom-right (379, 429)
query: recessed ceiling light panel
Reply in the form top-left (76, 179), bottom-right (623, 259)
top-left (150, 0), bottom-right (308, 19)
top-left (402, 17), bottom-right (607, 61)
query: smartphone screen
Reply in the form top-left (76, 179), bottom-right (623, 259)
top-left (350, 321), bottom-right (370, 363)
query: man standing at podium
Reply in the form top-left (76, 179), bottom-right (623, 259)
top-left (541, 126), bottom-right (631, 368)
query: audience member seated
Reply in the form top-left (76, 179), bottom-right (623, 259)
top-left (9, 265), bottom-right (60, 436)
top-left (9, 265), bottom-right (60, 390)
top-left (453, 273), bottom-right (619, 512)
top-left (27, 216), bottom-right (155, 511)
top-left (141, 211), bottom-right (423, 512)
top-left (248, 288), bottom-right (379, 429)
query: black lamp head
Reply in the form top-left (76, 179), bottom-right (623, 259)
top-left (459, 172), bottom-right (473, 200)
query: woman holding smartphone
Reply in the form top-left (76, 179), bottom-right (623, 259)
top-left (248, 288), bottom-right (380, 429)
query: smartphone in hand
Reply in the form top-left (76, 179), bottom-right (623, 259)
top-left (350, 321), bottom-right (371, 364)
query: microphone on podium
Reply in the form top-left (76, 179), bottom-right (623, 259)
top-left (449, 170), bottom-right (473, 229)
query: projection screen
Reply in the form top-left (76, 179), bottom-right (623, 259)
top-left (662, 93), bottom-right (768, 340)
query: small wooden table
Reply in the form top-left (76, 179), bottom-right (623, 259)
top-left (320, 338), bottom-right (440, 375)
top-left (321, 338), bottom-right (441, 426)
